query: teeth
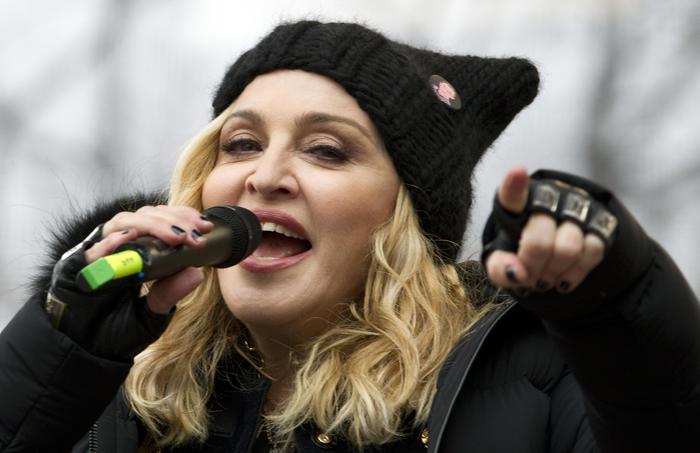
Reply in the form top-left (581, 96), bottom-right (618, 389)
top-left (260, 222), bottom-right (306, 240)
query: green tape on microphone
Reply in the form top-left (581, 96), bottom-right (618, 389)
top-left (77, 250), bottom-right (144, 291)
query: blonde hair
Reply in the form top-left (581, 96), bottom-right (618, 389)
top-left (124, 108), bottom-right (490, 450)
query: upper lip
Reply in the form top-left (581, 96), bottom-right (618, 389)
top-left (250, 208), bottom-right (309, 241)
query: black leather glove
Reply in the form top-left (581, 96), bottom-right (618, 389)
top-left (45, 226), bottom-right (173, 361)
top-left (480, 169), bottom-right (652, 321)
top-left (482, 169), bottom-right (619, 266)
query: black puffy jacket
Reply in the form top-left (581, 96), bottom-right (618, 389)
top-left (1, 174), bottom-right (699, 452)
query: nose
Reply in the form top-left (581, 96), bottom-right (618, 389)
top-left (244, 145), bottom-right (299, 198)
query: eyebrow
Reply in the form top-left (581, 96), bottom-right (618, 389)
top-left (225, 109), bottom-right (265, 127)
top-left (224, 109), bottom-right (377, 144)
top-left (296, 112), bottom-right (376, 144)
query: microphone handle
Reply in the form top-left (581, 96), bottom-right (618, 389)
top-left (76, 205), bottom-right (260, 292)
top-left (117, 219), bottom-right (235, 281)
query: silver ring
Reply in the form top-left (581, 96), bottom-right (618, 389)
top-left (531, 183), bottom-right (560, 214)
top-left (588, 209), bottom-right (618, 241)
top-left (561, 192), bottom-right (591, 224)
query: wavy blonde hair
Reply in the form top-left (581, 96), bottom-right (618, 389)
top-left (124, 108), bottom-right (491, 450)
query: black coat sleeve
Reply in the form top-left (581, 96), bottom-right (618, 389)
top-left (513, 171), bottom-right (700, 452)
top-left (0, 296), bottom-right (133, 452)
top-left (548, 369), bottom-right (598, 453)
top-left (0, 193), bottom-right (161, 452)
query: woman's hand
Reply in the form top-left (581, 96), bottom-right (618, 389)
top-left (484, 166), bottom-right (607, 294)
top-left (85, 205), bottom-right (214, 313)
top-left (46, 204), bottom-right (214, 360)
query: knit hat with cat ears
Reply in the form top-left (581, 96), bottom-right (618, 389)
top-left (212, 20), bottom-right (539, 262)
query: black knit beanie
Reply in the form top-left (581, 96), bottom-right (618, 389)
top-left (212, 20), bottom-right (539, 262)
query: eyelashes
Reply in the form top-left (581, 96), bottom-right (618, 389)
top-left (219, 136), bottom-right (352, 164)
top-left (220, 137), bottom-right (260, 155)
top-left (306, 144), bottom-right (350, 163)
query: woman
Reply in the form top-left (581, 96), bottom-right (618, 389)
top-left (1, 21), bottom-right (698, 453)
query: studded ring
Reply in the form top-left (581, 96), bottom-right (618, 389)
top-left (482, 177), bottom-right (619, 268)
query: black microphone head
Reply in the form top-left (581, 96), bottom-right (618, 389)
top-left (202, 205), bottom-right (262, 268)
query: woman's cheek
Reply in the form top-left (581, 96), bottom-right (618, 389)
top-left (201, 167), bottom-right (243, 208)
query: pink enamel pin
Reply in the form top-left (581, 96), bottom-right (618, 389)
top-left (428, 74), bottom-right (462, 110)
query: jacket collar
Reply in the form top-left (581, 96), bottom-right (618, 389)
top-left (427, 301), bottom-right (517, 453)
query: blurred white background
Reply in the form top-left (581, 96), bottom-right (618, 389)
top-left (2, 0), bottom-right (699, 328)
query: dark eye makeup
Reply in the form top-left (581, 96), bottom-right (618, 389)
top-left (220, 137), bottom-right (261, 155)
top-left (218, 127), bottom-right (359, 166)
top-left (303, 144), bottom-right (351, 163)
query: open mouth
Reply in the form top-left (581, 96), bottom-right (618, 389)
top-left (253, 222), bottom-right (312, 260)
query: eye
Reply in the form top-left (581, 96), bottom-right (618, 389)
top-left (306, 144), bottom-right (350, 163)
top-left (220, 137), bottom-right (262, 155)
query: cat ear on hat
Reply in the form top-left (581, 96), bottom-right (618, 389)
top-left (460, 56), bottom-right (540, 129)
top-left (412, 55), bottom-right (539, 262)
top-left (442, 55), bottom-right (540, 164)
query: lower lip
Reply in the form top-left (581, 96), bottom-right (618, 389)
top-left (239, 249), bottom-right (312, 273)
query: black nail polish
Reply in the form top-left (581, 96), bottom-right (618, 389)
top-left (557, 281), bottom-right (571, 293)
top-left (171, 225), bottom-right (185, 235)
top-left (505, 265), bottom-right (519, 284)
top-left (191, 229), bottom-right (202, 240)
top-left (536, 279), bottom-right (552, 292)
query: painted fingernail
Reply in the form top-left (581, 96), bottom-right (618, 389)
top-left (513, 287), bottom-right (532, 298)
top-left (505, 265), bottom-right (519, 284)
top-left (171, 225), bottom-right (185, 235)
top-left (557, 280), bottom-right (571, 293)
top-left (536, 279), bottom-right (552, 292)
top-left (191, 229), bottom-right (202, 240)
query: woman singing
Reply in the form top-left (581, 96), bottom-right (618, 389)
top-left (1, 20), bottom-right (698, 453)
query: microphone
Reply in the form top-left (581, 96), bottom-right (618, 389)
top-left (76, 205), bottom-right (262, 292)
